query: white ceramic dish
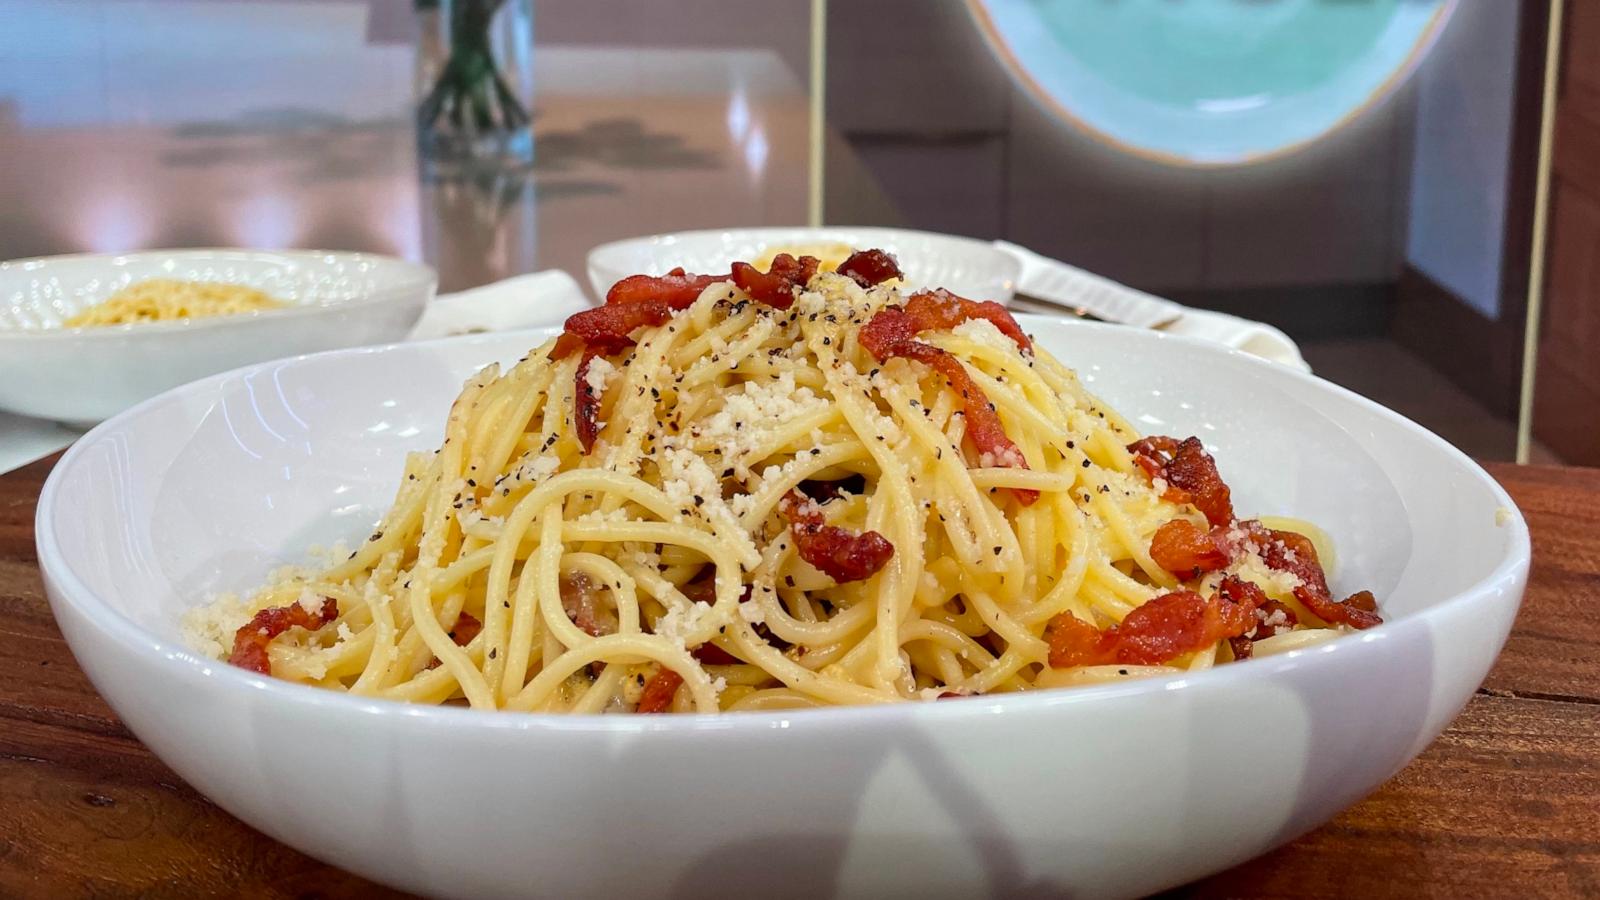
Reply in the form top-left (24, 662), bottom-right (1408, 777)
top-left (37, 318), bottom-right (1528, 899)
top-left (0, 249), bottom-right (435, 425)
top-left (587, 227), bottom-right (1021, 302)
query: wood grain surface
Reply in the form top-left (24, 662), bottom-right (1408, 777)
top-left (1, 455), bottom-right (1596, 898)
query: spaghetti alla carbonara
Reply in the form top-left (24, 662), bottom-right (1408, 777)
top-left (65, 279), bottom-right (286, 327)
top-left (185, 249), bottom-right (1382, 713)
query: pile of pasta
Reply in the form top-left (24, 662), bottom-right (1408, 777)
top-left (187, 249), bottom-right (1381, 713)
top-left (65, 279), bottom-right (285, 327)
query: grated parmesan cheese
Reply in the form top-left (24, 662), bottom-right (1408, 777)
top-left (953, 317), bottom-right (1014, 352)
top-left (179, 592), bottom-right (252, 660)
top-left (656, 600), bottom-right (715, 651)
top-left (583, 355), bottom-right (616, 396)
top-left (690, 370), bottom-right (829, 478)
top-left (738, 594), bottom-right (767, 624)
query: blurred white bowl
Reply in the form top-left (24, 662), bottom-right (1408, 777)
top-left (37, 317), bottom-right (1527, 898)
top-left (587, 227), bottom-right (1021, 302)
top-left (0, 249), bottom-right (435, 425)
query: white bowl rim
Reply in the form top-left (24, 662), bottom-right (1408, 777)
top-left (588, 225), bottom-right (1020, 263)
top-left (36, 317), bottom-right (1531, 734)
top-left (0, 248), bottom-right (437, 341)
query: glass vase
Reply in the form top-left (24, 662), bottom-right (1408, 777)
top-left (414, 0), bottom-right (535, 179)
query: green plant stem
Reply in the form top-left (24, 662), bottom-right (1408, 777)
top-left (417, 0), bottom-right (530, 136)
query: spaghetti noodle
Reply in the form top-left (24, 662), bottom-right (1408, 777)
top-left (185, 250), bottom-right (1381, 713)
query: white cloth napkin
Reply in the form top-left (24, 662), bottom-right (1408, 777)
top-left (0, 411), bottom-right (83, 477)
top-left (408, 270), bottom-right (592, 340)
top-left (994, 240), bottom-right (1309, 372)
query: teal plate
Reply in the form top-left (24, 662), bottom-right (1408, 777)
top-left (969, 0), bottom-right (1455, 166)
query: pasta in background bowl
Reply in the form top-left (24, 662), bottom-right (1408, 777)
top-left (36, 291), bottom-right (1527, 896)
top-left (0, 249), bottom-right (434, 424)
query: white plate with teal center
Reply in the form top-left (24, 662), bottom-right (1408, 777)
top-left (969, 0), bottom-right (1455, 166)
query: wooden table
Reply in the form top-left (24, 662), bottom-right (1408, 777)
top-left (2, 456), bottom-right (1596, 898)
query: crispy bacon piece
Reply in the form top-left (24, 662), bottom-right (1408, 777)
top-left (574, 346), bottom-right (606, 452)
top-left (228, 598), bottom-right (339, 675)
top-left (1127, 436), bottom-right (1234, 526)
top-left (1251, 526), bottom-right (1327, 596)
top-left (636, 667), bottom-right (684, 713)
top-left (551, 299), bottom-right (678, 360)
top-left (550, 332), bottom-right (585, 359)
top-left (1248, 526), bottom-right (1382, 630)
top-left (680, 576), bottom-right (715, 606)
top-left (1258, 598), bottom-right (1300, 632)
top-left (1228, 598), bottom-right (1300, 660)
top-left (425, 612), bottom-right (484, 669)
top-left (859, 306), bottom-right (1037, 505)
top-left (691, 642), bottom-right (741, 665)
top-left (1214, 575), bottom-right (1268, 630)
top-left (904, 289), bottom-right (1032, 353)
top-left (836, 248), bottom-right (903, 287)
top-left (779, 489), bottom-right (894, 583)
top-left (678, 569), bottom-right (753, 607)
top-left (551, 267), bottom-right (722, 360)
top-left (1044, 610), bottom-right (1109, 668)
top-left (561, 572), bottom-right (616, 637)
top-left (448, 611), bottom-right (482, 646)
top-left (1149, 519), bottom-right (1231, 578)
top-left (1046, 576), bottom-right (1263, 669)
top-left (1344, 590), bottom-right (1378, 613)
top-left (1227, 635), bottom-right (1252, 660)
top-left (605, 267), bottom-right (728, 309)
top-left (1292, 584), bottom-right (1384, 630)
top-left (796, 474), bottom-right (866, 503)
top-left (730, 253), bottom-right (819, 309)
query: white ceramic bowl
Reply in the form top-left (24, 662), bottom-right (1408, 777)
top-left (37, 318), bottom-right (1528, 899)
top-left (587, 227), bottom-right (1021, 302)
top-left (0, 249), bottom-right (435, 425)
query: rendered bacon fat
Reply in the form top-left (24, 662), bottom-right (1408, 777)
top-left (836, 248), bottom-right (903, 287)
top-left (636, 667), bottom-right (684, 713)
top-left (1127, 436), bottom-right (1233, 526)
top-left (1045, 576), bottom-right (1263, 668)
top-left (858, 306), bottom-right (1038, 505)
top-left (229, 598), bottom-right (338, 675)
top-left (730, 253), bottom-right (819, 309)
top-left (779, 489), bottom-right (894, 583)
